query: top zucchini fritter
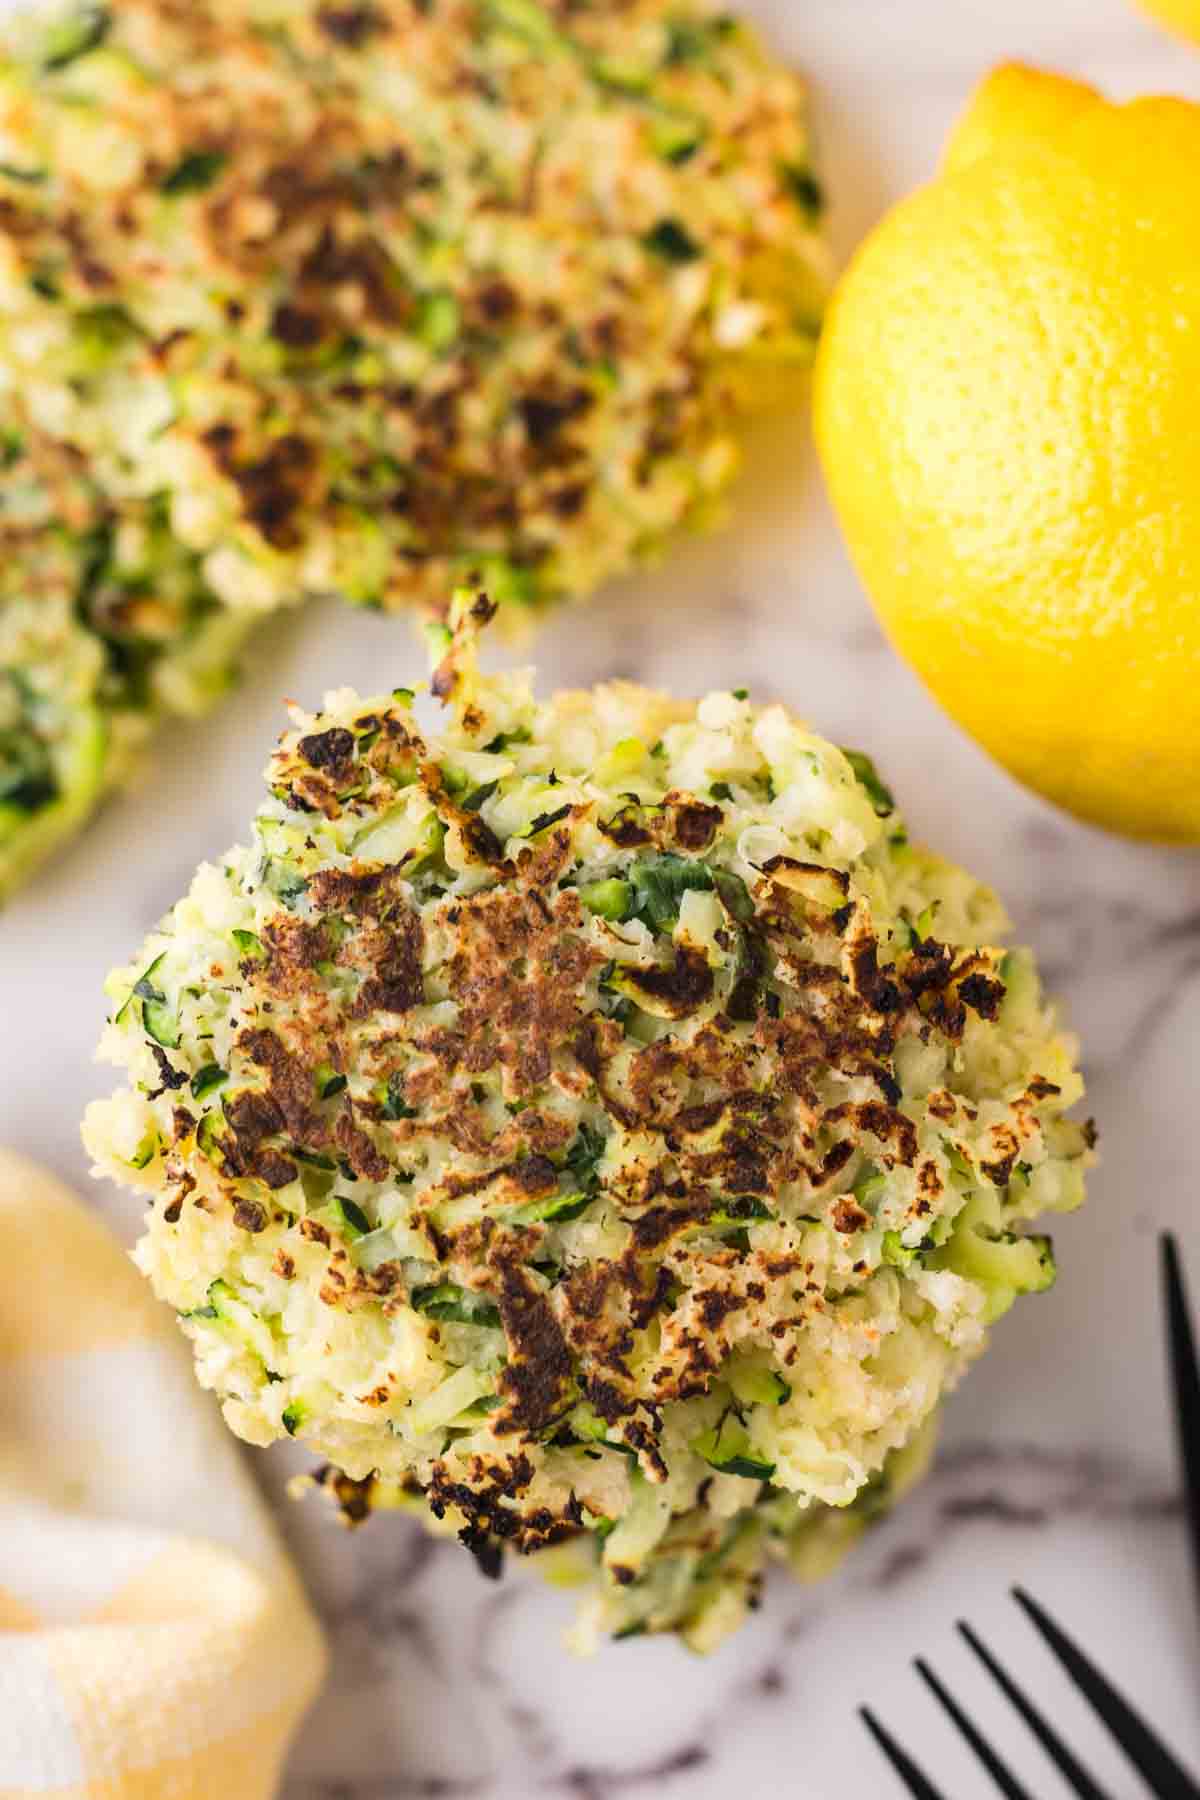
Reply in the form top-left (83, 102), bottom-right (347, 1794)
top-left (0, 0), bottom-right (826, 896)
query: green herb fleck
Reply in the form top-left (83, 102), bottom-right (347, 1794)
top-left (526, 802), bottom-right (572, 836)
top-left (291, 1147), bottom-right (336, 1171)
top-left (335, 1196), bottom-right (371, 1238)
top-left (461, 779), bottom-right (499, 813)
top-left (564, 1121), bottom-right (606, 1191)
top-left (411, 1282), bottom-right (502, 1329)
top-left (196, 1111), bottom-right (225, 1164)
top-left (692, 1422), bottom-right (775, 1482)
top-left (712, 867), bottom-right (754, 922)
top-left (579, 876), bottom-right (633, 922)
top-left (190, 1064), bottom-right (227, 1101)
top-left (643, 217), bottom-right (702, 264)
top-left (483, 726), bottom-right (532, 753)
top-left (416, 290), bottom-right (460, 352)
top-left (316, 1067), bottom-right (348, 1100)
top-left (626, 853), bottom-right (713, 934)
top-left (377, 1072), bottom-right (417, 1121)
top-left (881, 1230), bottom-right (916, 1269)
top-left (42, 3), bottom-right (110, 70)
top-left (127, 1127), bottom-right (159, 1171)
top-left (779, 162), bottom-right (824, 217)
top-left (161, 149), bottom-right (228, 195)
top-left (841, 748), bottom-right (895, 818)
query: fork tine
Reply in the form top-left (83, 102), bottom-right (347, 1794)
top-left (1013, 1588), bottom-right (1200, 1800)
top-left (859, 1706), bottom-right (950, 1799)
top-left (914, 1657), bottom-right (1034, 1799)
top-left (958, 1620), bottom-right (1113, 1800)
top-left (1161, 1234), bottom-right (1200, 1610)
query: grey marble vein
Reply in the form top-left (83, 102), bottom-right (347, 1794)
top-left (277, 1441), bottom-right (1188, 1799)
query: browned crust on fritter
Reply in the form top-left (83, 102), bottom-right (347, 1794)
top-left (136, 642), bottom-right (1079, 1560)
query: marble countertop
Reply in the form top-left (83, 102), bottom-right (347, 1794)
top-left (4, 1), bottom-right (1200, 1794)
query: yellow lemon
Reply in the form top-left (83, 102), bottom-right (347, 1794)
top-left (814, 65), bottom-right (1200, 842)
top-left (1137, 0), bottom-right (1200, 44)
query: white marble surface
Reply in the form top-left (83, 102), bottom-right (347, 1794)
top-left (4, 1), bottom-right (1200, 1794)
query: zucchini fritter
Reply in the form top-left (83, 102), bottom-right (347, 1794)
top-left (86, 594), bottom-right (1093, 1650)
top-left (0, 0), bottom-right (826, 895)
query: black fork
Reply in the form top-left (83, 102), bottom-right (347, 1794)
top-left (860, 1234), bottom-right (1200, 1799)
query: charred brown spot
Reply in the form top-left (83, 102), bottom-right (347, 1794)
top-left (620, 946), bottom-right (713, 1019)
top-left (233, 1198), bottom-right (269, 1232)
top-left (917, 1159), bottom-right (944, 1200)
top-left (309, 864), bottom-right (394, 914)
top-left (491, 1250), bottom-right (573, 1437)
top-left (824, 1099), bottom-right (918, 1169)
top-left (980, 1125), bottom-right (1021, 1189)
top-left (471, 278), bottom-right (518, 325)
top-left (334, 1107), bottom-right (389, 1181)
top-left (297, 228), bottom-right (410, 329)
top-left (629, 1195), bottom-right (712, 1252)
top-left (250, 1148), bottom-right (299, 1190)
top-left (425, 1451), bottom-right (578, 1557)
top-left (224, 1088), bottom-right (286, 1145)
top-left (831, 1197), bottom-right (870, 1234)
top-left (549, 481), bottom-right (587, 518)
top-left (518, 385), bottom-right (593, 446)
top-left (845, 934), bottom-right (901, 1016)
top-left (959, 972), bottom-right (1005, 1021)
top-left (148, 1045), bottom-right (187, 1093)
top-left (60, 210), bottom-right (112, 289)
top-left (673, 1097), bottom-right (728, 1135)
top-left (427, 883), bottom-right (599, 1098)
top-left (461, 812), bottom-right (507, 865)
top-left (237, 1028), bottom-right (325, 1145)
top-left (816, 1139), bottom-right (855, 1184)
top-left (312, 1464), bottom-right (377, 1526)
top-left (316, 4), bottom-right (381, 45)
top-left (350, 906), bottom-right (425, 1016)
top-left (271, 302), bottom-right (327, 348)
top-left (761, 855), bottom-right (850, 895)
top-left (205, 429), bottom-right (318, 551)
top-left (599, 804), bottom-right (654, 848)
top-left (430, 658), bottom-right (457, 701)
top-left (298, 726), bottom-right (355, 774)
top-left (698, 1286), bottom-right (747, 1331)
top-left (257, 915), bottom-right (331, 995)
top-left (666, 794), bottom-right (722, 851)
top-left (583, 1373), bottom-right (635, 1425)
top-left (509, 1154), bottom-right (558, 1196)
